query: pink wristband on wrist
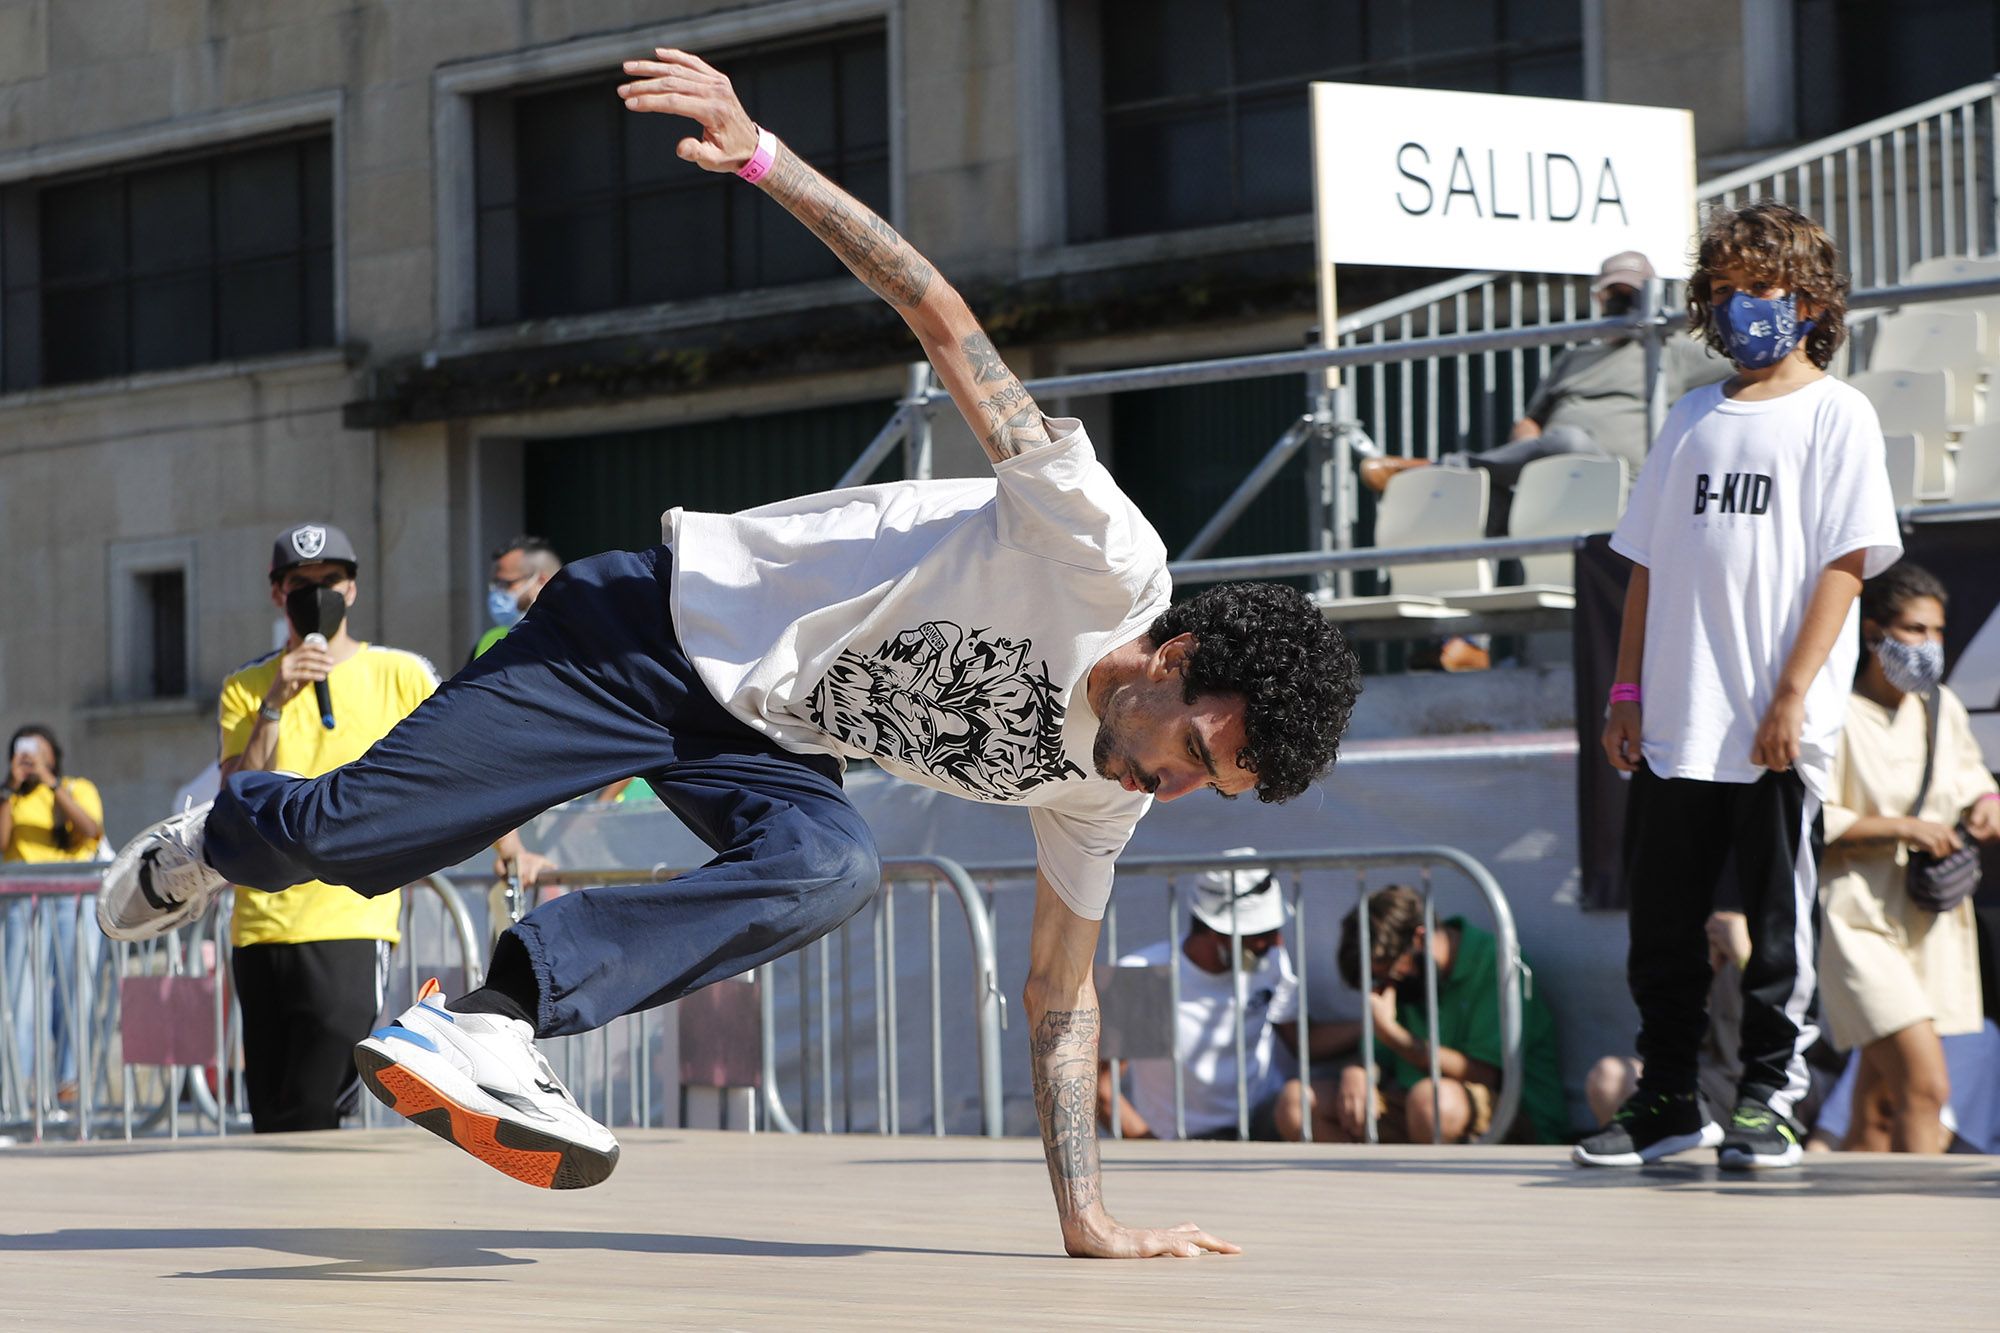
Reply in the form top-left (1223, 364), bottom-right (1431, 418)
top-left (737, 126), bottom-right (777, 183)
top-left (1979, 792), bottom-right (2000, 804)
top-left (1609, 683), bottom-right (1641, 705)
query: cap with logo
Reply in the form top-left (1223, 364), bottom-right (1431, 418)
top-left (1592, 250), bottom-right (1656, 293)
top-left (1187, 848), bottom-right (1287, 937)
top-left (269, 523), bottom-right (359, 583)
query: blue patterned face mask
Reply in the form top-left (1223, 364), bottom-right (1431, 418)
top-left (1876, 634), bottom-right (1944, 695)
top-left (1713, 289), bottom-right (1816, 369)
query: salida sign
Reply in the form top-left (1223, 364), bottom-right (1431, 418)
top-left (1311, 83), bottom-right (1697, 280)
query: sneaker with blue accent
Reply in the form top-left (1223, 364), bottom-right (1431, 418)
top-left (1717, 1097), bottom-right (1804, 1170)
top-left (353, 978), bottom-right (619, 1189)
top-left (97, 801), bottom-right (226, 941)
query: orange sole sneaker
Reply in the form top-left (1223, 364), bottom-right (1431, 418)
top-left (354, 1045), bottom-right (618, 1190)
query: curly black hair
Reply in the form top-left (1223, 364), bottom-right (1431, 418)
top-left (1147, 581), bottom-right (1360, 803)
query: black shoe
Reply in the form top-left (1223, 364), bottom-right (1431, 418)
top-left (1572, 1089), bottom-right (1722, 1167)
top-left (1717, 1098), bottom-right (1804, 1170)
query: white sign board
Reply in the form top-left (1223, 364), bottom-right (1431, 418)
top-left (1310, 83), bottom-right (1697, 280)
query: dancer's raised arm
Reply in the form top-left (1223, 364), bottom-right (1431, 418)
top-left (619, 49), bottom-right (1050, 465)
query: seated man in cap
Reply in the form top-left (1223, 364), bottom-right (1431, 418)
top-left (1362, 250), bottom-right (1730, 534)
top-left (1097, 856), bottom-right (1357, 1141)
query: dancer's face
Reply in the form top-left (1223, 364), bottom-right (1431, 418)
top-left (1092, 643), bottom-right (1255, 802)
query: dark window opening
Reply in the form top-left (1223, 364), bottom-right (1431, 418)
top-left (1793, 0), bottom-right (2000, 139)
top-left (2, 133), bottom-right (333, 390)
top-left (141, 569), bottom-right (188, 699)
top-left (476, 28), bottom-right (890, 325)
top-left (1063, 0), bottom-right (1583, 242)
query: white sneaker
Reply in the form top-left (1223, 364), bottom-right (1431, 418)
top-left (97, 802), bottom-right (226, 941)
top-left (354, 979), bottom-right (619, 1190)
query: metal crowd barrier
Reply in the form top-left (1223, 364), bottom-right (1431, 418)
top-left (486, 853), bottom-right (1007, 1138)
top-left (966, 846), bottom-right (1523, 1146)
top-left (0, 861), bottom-right (481, 1144)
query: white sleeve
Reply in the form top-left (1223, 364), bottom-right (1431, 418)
top-left (1814, 389), bottom-right (1903, 577)
top-left (1608, 394), bottom-right (1692, 568)
top-left (1266, 950), bottom-right (1301, 1026)
top-left (1029, 800), bottom-right (1147, 920)
top-left (992, 418), bottom-right (1165, 574)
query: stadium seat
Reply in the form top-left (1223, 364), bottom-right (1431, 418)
top-left (1439, 454), bottom-right (1626, 612)
top-left (1904, 254), bottom-right (2000, 358)
top-left (1944, 421), bottom-right (2000, 503)
top-left (1882, 432), bottom-right (1922, 509)
top-left (1315, 465), bottom-right (1488, 622)
top-left (1870, 308), bottom-right (1986, 425)
top-left (1847, 369), bottom-right (1958, 497)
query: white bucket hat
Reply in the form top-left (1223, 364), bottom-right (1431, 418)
top-left (1187, 848), bottom-right (1286, 937)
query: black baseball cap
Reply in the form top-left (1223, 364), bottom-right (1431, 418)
top-left (269, 523), bottom-right (359, 583)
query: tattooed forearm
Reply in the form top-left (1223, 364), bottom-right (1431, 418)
top-left (1031, 1007), bottom-right (1104, 1219)
top-left (758, 146), bottom-right (935, 308)
top-left (962, 332), bottom-right (1010, 384)
top-left (960, 334), bottom-right (1049, 461)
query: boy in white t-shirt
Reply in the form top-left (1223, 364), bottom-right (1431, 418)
top-left (1574, 202), bottom-right (1902, 1171)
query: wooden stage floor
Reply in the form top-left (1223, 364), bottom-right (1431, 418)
top-left (0, 1128), bottom-right (1993, 1329)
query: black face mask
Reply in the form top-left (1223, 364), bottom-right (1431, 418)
top-left (1600, 289), bottom-right (1637, 317)
top-left (284, 584), bottom-right (348, 640)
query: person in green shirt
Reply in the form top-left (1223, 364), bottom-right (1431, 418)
top-left (474, 535), bottom-right (562, 661)
top-left (1313, 885), bottom-right (1567, 1144)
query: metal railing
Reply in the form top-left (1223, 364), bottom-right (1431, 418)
top-left (0, 862), bottom-right (481, 1143)
top-left (488, 854), bottom-right (1007, 1138)
top-left (965, 846), bottom-right (1523, 1146)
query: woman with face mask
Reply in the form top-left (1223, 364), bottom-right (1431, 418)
top-left (0, 724), bottom-right (105, 1115)
top-left (1817, 562), bottom-right (2000, 1153)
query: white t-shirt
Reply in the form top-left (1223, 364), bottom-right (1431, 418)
top-left (664, 418), bottom-right (1168, 918)
top-left (1610, 376), bottom-right (1902, 797)
top-left (1115, 939), bottom-right (1299, 1139)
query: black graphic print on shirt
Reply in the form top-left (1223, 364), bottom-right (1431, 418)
top-left (804, 620), bottom-right (1085, 800)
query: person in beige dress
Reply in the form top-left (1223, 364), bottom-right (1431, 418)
top-left (1820, 562), bottom-right (2000, 1152)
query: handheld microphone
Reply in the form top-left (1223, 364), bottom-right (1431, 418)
top-left (303, 634), bottom-right (336, 729)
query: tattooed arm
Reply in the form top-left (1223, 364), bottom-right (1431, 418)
top-left (1024, 873), bottom-right (1241, 1259)
top-left (618, 48), bottom-right (1050, 466)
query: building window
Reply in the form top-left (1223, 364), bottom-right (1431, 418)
top-left (0, 133), bottom-right (333, 391)
top-left (108, 539), bottom-right (197, 703)
top-left (141, 570), bottom-right (189, 698)
top-left (475, 28), bottom-right (889, 325)
top-left (1062, 0), bottom-right (1583, 242)
top-left (1793, 0), bottom-right (2000, 139)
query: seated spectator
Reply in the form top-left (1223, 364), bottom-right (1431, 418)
top-left (1096, 861), bottom-right (1353, 1140)
top-left (0, 724), bottom-right (104, 1113)
top-left (1588, 910), bottom-right (1839, 1135)
top-left (1818, 561), bottom-right (1999, 1152)
top-left (1362, 250), bottom-right (1730, 531)
top-left (1289, 885), bottom-right (1565, 1144)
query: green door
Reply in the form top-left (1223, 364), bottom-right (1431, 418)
top-left (524, 398), bottom-right (899, 556)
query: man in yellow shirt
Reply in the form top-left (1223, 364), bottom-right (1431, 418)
top-left (1, 724), bottom-right (103, 1108)
top-left (219, 524), bottom-right (441, 1131)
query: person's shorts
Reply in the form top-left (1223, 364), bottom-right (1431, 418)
top-left (1374, 1079), bottom-right (1514, 1142)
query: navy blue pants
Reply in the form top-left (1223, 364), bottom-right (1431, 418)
top-left (203, 546), bottom-right (881, 1037)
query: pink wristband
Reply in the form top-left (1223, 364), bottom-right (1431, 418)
top-left (737, 126), bottom-right (777, 183)
top-left (1979, 792), bottom-right (2000, 804)
top-left (1609, 683), bottom-right (1641, 705)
